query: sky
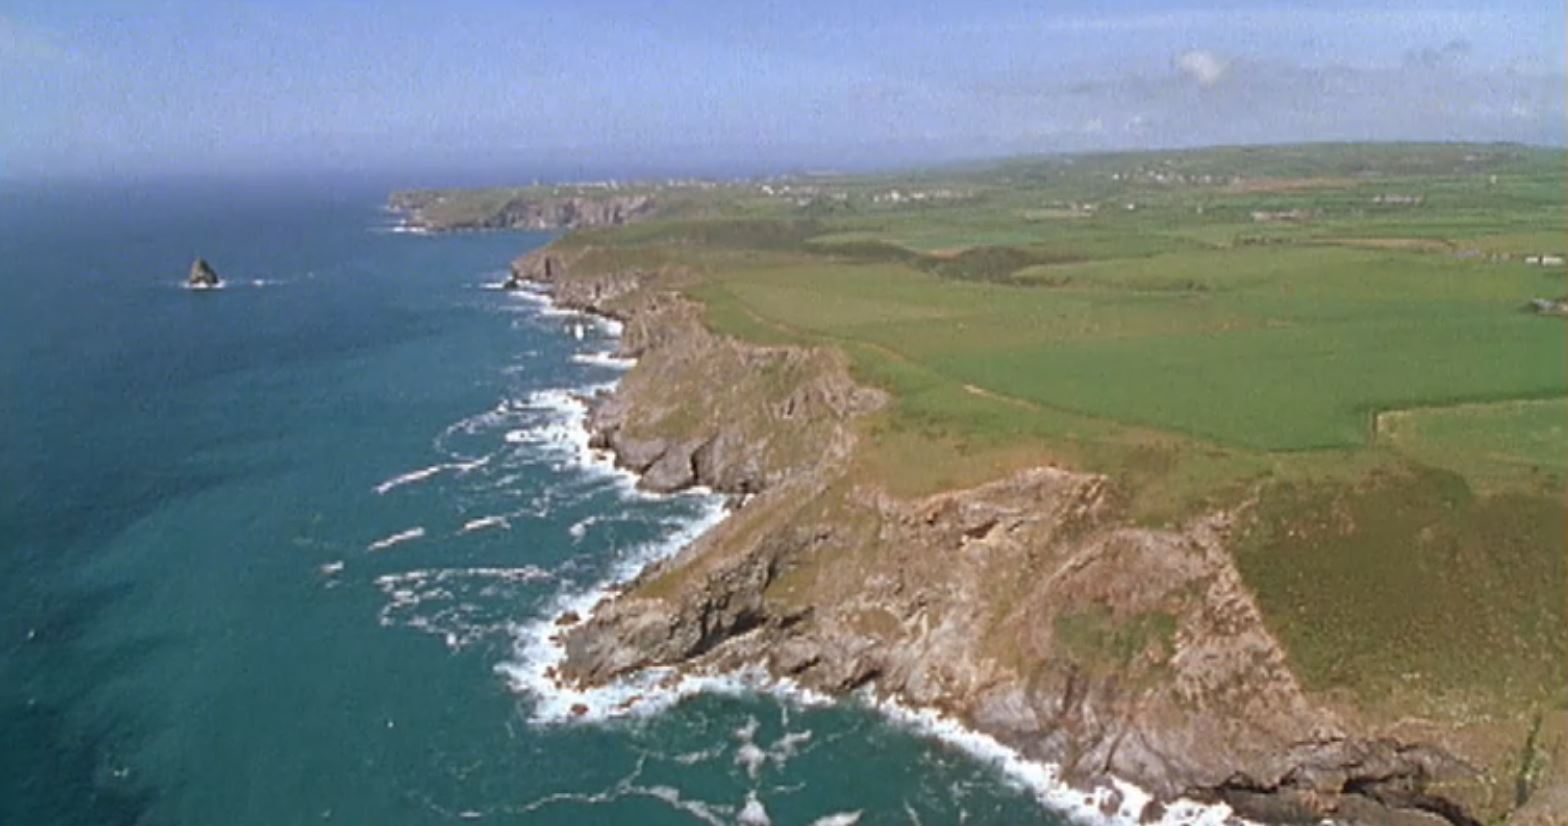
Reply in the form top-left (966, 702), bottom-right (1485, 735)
top-left (1, 0), bottom-right (1563, 181)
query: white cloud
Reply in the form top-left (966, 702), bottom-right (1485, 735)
top-left (1012, 8), bottom-right (1502, 38)
top-left (1174, 50), bottom-right (1229, 87)
top-left (950, 41), bottom-right (1564, 156)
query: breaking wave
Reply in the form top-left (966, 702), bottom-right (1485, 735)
top-left (367, 526), bottom-right (426, 552)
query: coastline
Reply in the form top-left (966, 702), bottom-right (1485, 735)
top-left (494, 251), bottom-right (1253, 826)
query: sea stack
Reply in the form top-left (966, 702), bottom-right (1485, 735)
top-left (186, 257), bottom-right (222, 289)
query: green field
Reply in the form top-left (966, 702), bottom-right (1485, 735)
top-left (1379, 398), bottom-right (1568, 491)
top-left (539, 143), bottom-right (1567, 720)
top-left (555, 145), bottom-right (1565, 491)
top-left (691, 246), bottom-right (1564, 451)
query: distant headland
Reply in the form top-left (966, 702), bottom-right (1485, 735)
top-left (387, 186), bottom-right (662, 234)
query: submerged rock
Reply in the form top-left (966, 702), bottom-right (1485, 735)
top-left (186, 257), bottom-right (222, 289)
top-left (500, 267), bottom-right (530, 290)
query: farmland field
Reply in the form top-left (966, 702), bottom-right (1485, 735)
top-left (691, 246), bottom-right (1564, 451)
top-left (1378, 398), bottom-right (1568, 491)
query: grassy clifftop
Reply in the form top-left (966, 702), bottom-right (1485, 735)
top-left (541, 142), bottom-right (1564, 489)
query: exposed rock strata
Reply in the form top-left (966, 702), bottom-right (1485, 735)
top-left (514, 246), bottom-right (1531, 826)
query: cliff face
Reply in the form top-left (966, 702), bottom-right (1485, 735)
top-left (512, 247), bottom-right (881, 497)
top-left (514, 247), bottom-right (1523, 826)
top-left (390, 191), bottom-right (657, 232)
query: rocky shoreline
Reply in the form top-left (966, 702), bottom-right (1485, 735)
top-left (509, 245), bottom-right (1514, 826)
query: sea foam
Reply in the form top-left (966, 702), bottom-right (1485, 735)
top-left (460, 514), bottom-right (511, 534)
top-left (570, 350), bottom-right (637, 370)
top-left (374, 456), bottom-right (489, 495)
top-left (366, 526), bottom-right (426, 552)
top-left (376, 566), bottom-right (554, 651)
top-left (495, 492), bottom-right (736, 721)
top-left (869, 696), bottom-right (1248, 826)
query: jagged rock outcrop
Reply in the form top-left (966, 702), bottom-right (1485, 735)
top-left (513, 247), bottom-right (881, 495)
top-left (186, 257), bottom-right (222, 289)
top-left (560, 464), bottom-right (1482, 824)
top-left (502, 251), bottom-right (564, 291)
top-left (517, 245), bottom-right (1541, 826)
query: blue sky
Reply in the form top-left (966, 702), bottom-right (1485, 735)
top-left (2, 1), bottom-right (1563, 180)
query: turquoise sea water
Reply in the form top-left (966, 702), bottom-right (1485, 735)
top-left (0, 182), bottom-right (1071, 825)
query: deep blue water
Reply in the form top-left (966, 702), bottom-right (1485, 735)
top-left (0, 182), bottom-right (1068, 825)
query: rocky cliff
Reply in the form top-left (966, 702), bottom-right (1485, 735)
top-left (513, 246), bottom-right (1549, 826)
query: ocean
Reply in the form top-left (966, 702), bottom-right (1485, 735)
top-left (0, 180), bottom-right (1083, 825)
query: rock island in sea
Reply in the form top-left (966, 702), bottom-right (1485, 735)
top-left (186, 257), bottom-right (223, 289)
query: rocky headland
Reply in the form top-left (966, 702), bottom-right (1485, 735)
top-left (389, 189), bottom-right (658, 233)
top-left (508, 245), bottom-right (1552, 826)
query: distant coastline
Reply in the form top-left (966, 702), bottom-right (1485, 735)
top-left (387, 187), bottom-right (661, 233)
